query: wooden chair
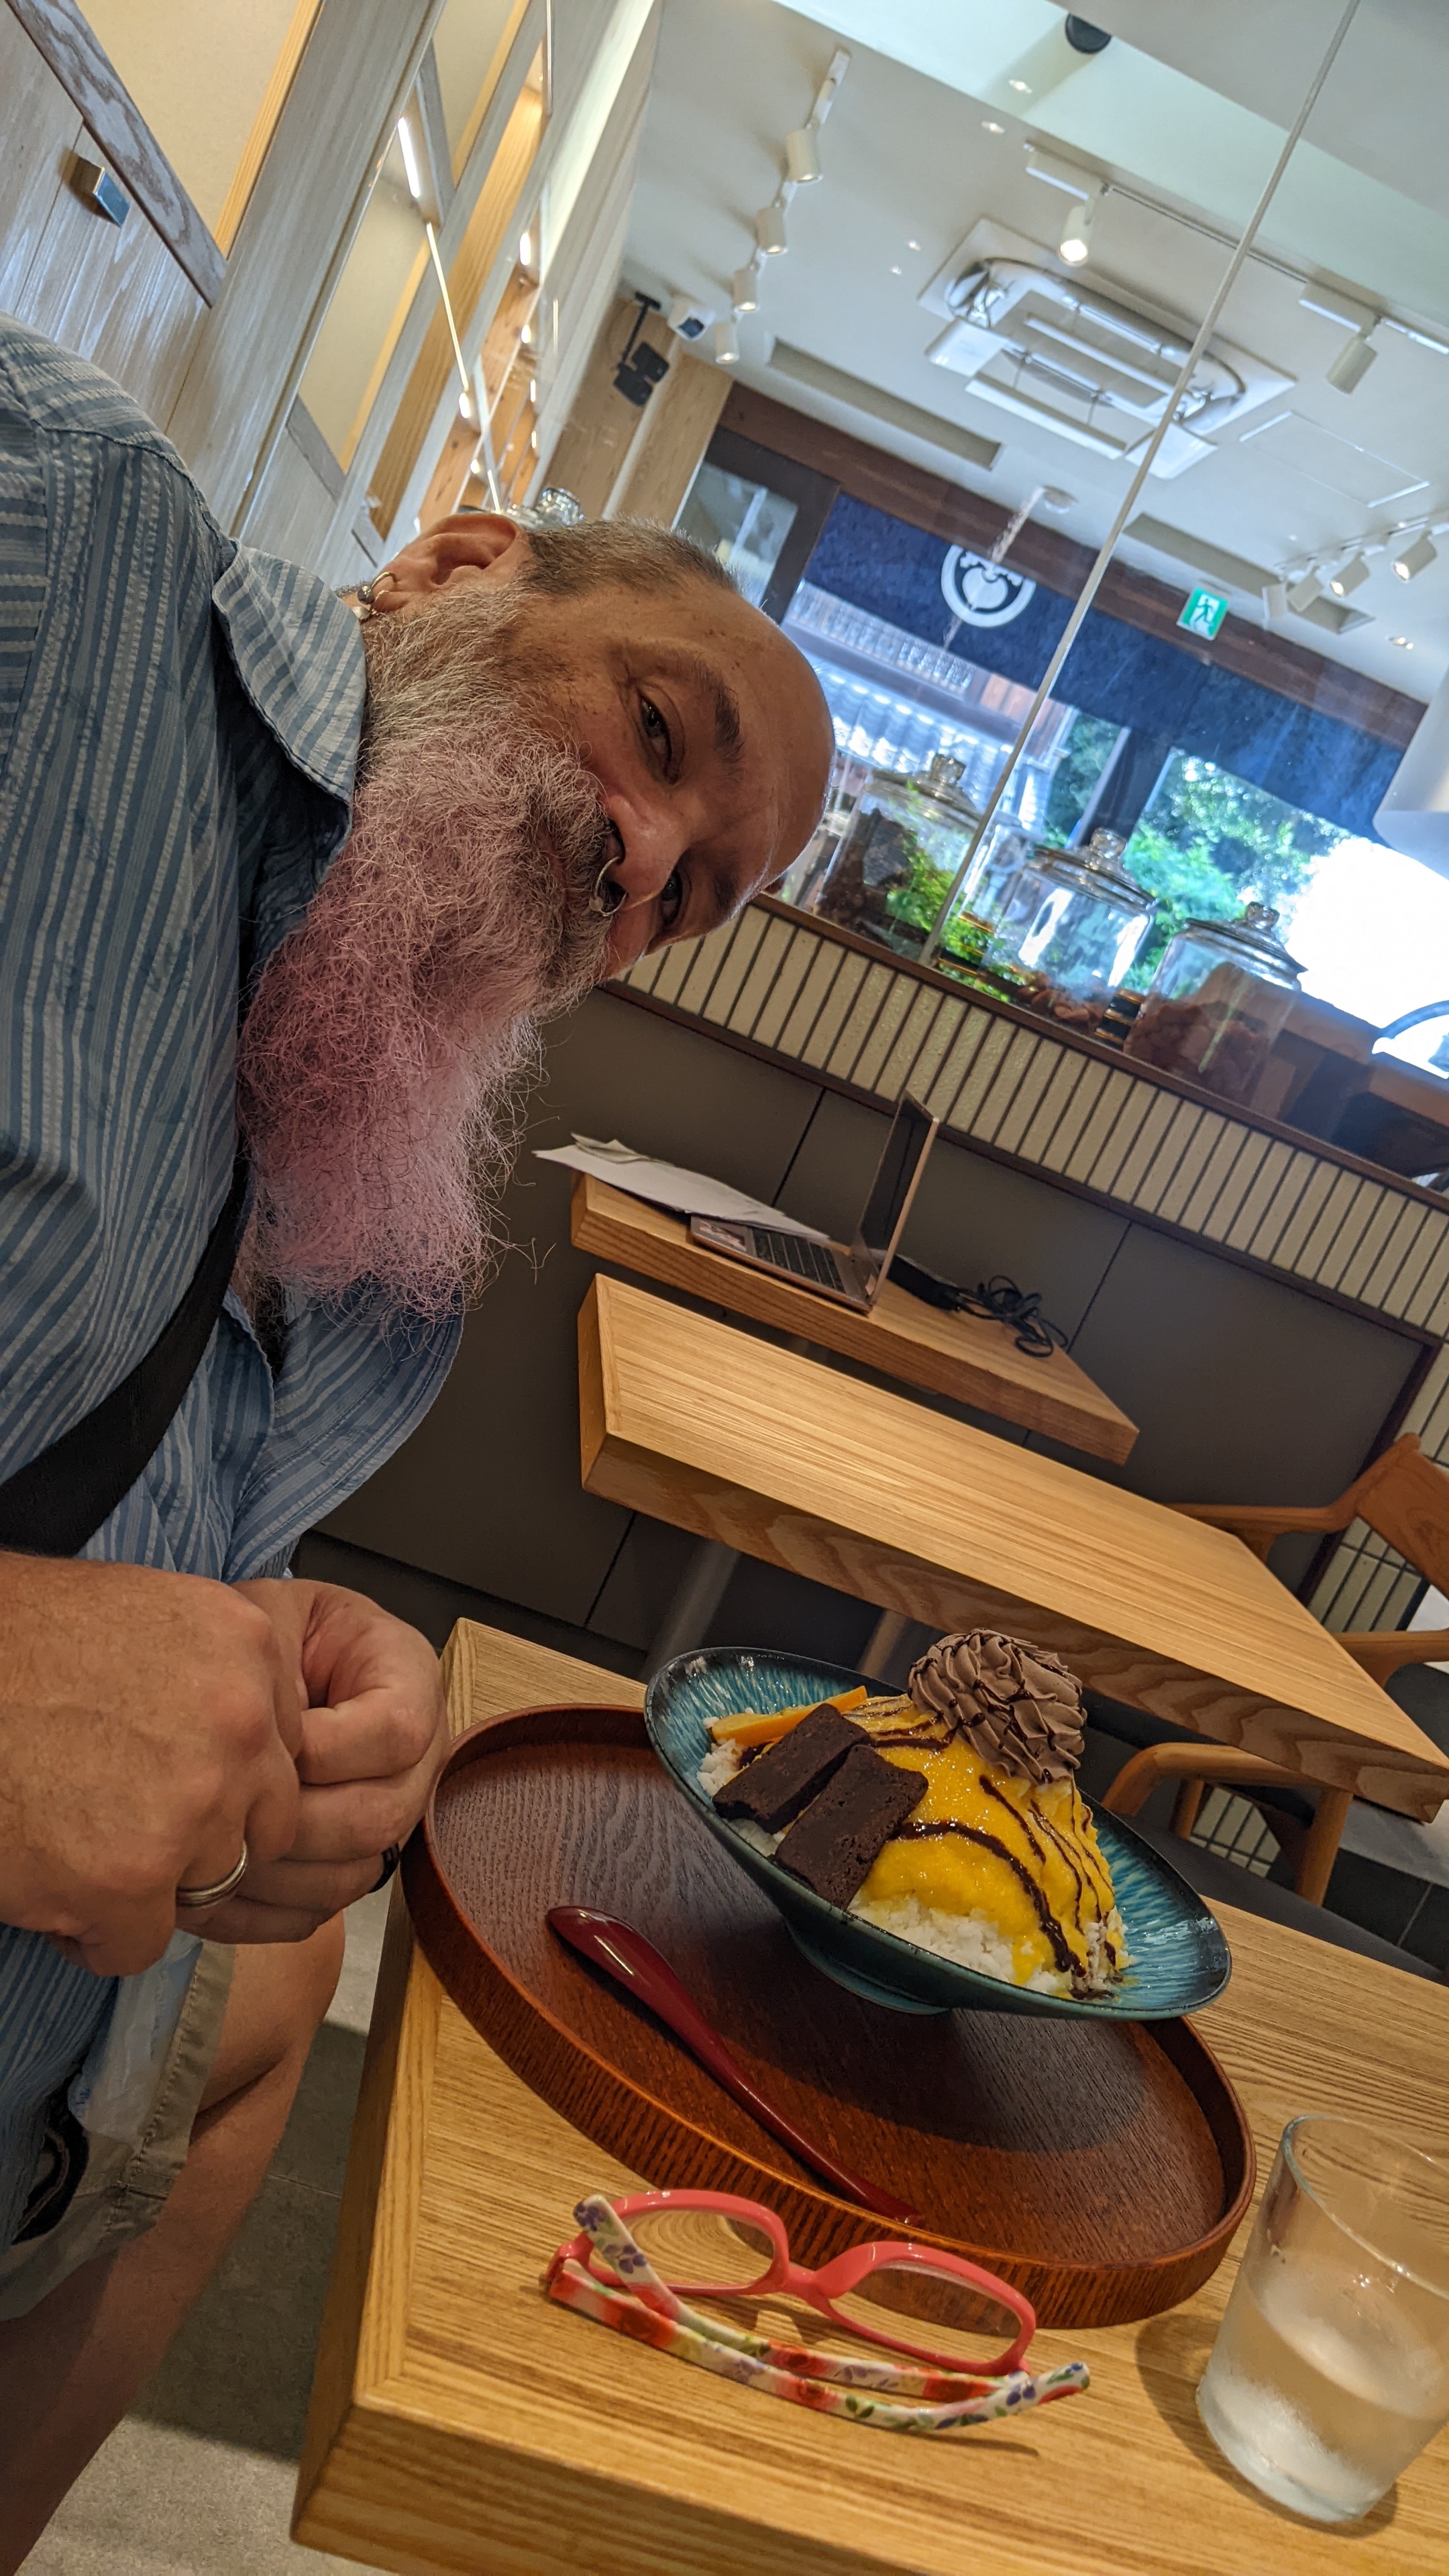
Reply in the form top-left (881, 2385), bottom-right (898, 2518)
top-left (1175, 1433), bottom-right (1449, 1684)
top-left (1136, 1437), bottom-right (1449, 1903)
top-left (1102, 1741), bottom-right (1349, 1906)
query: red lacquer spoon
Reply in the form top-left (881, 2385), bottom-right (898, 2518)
top-left (547, 1905), bottom-right (917, 2224)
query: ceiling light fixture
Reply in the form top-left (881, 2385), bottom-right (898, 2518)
top-left (1009, 78), bottom-right (1032, 93)
top-left (1059, 186), bottom-right (1102, 268)
top-left (1329, 551), bottom-right (1371, 596)
top-left (1328, 326), bottom-right (1379, 394)
top-left (1285, 573), bottom-right (1324, 614)
top-left (755, 200), bottom-right (788, 256)
top-left (396, 116), bottom-right (424, 205)
top-left (785, 126), bottom-right (821, 184)
top-left (519, 229), bottom-right (534, 270)
top-left (890, 264), bottom-right (902, 276)
top-left (1393, 531), bottom-right (1438, 580)
top-left (983, 119), bottom-right (1005, 134)
top-left (731, 264), bottom-right (759, 313)
top-left (1389, 635), bottom-right (1413, 647)
top-left (713, 319), bottom-right (740, 366)
top-left (907, 238), bottom-right (920, 252)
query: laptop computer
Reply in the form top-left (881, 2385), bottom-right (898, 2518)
top-left (688, 1093), bottom-right (941, 1313)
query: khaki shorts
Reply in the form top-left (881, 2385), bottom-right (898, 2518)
top-left (0, 1941), bottom-right (234, 2322)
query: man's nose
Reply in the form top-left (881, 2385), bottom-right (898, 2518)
top-left (603, 799), bottom-right (688, 910)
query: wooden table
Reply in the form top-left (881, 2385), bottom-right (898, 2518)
top-left (570, 1172), bottom-right (1139, 1463)
top-left (294, 1623), bottom-right (1449, 2576)
top-left (578, 1274), bottom-right (1449, 1820)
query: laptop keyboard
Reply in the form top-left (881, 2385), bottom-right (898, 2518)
top-left (749, 1228), bottom-right (853, 1291)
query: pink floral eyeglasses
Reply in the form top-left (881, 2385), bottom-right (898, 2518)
top-left (543, 2190), bottom-right (1087, 2434)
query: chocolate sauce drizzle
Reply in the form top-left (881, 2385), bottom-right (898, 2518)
top-left (895, 1821), bottom-right (1077, 1980)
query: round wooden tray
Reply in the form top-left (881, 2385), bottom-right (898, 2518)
top-left (404, 1705), bottom-right (1254, 2328)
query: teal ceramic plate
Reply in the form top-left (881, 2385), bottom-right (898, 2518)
top-left (645, 1648), bottom-right (1232, 2019)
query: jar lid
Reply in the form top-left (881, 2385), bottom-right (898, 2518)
top-left (1028, 827), bottom-right (1154, 907)
top-left (914, 751), bottom-right (982, 820)
top-left (1178, 902), bottom-right (1304, 980)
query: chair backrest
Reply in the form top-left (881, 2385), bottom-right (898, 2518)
top-left (1348, 1435), bottom-right (1449, 1595)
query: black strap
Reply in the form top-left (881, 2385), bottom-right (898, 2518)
top-left (0, 1154), bottom-right (251, 1557)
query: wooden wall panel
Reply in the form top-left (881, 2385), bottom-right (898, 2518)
top-left (545, 297), bottom-right (674, 519)
top-left (6, 0), bottom-right (223, 301)
top-left (0, 5), bottom-right (203, 424)
top-left (528, 24), bottom-right (653, 479)
top-left (607, 345), bottom-right (731, 527)
top-left (242, 412), bottom-right (344, 567)
top-left (165, 0), bottom-right (439, 527)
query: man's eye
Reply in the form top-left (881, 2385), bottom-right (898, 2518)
top-left (641, 696), bottom-right (672, 764)
top-left (659, 869), bottom-right (684, 930)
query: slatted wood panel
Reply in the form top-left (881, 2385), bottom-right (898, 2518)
top-left (619, 904), bottom-right (1449, 1636)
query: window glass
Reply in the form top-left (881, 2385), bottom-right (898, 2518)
top-left (678, 465), bottom-right (798, 607)
top-left (81, 0), bottom-right (319, 248)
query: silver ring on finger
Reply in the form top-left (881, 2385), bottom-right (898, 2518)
top-left (176, 1841), bottom-right (250, 1910)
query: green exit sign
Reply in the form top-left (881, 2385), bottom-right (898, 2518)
top-left (1178, 585), bottom-right (1229, 641)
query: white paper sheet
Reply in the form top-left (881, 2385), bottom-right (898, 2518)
top-left (534, 1136), bottom-right (830, 1239)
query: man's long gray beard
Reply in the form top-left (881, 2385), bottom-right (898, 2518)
top-left (235, 586), bottom-right (612, 1320)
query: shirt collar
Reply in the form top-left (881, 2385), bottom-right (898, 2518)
top-left (210, 543), bottom-right (366, 815)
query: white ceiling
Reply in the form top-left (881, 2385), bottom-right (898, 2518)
top-left (623, 0), bottom-right (1449, 699)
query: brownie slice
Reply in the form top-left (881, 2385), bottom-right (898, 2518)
top-left (712, 1704), bottom-right (863, 1833)
top-left (774, 1746), bottom-right (926, 1909)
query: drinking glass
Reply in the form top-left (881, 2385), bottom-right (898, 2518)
top-left (1197, 2114), bottom-right (1449, 2522)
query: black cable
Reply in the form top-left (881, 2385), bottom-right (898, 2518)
top-left (889, 1254), bottom-right (1068, 1358)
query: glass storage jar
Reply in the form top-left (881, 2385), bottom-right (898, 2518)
top-left (1124, 904), bottom-right (1304, 1105)
top-left (982, 829), bottom-right (1156, 1032)
top-left (808, 751), bottom-right (983, 953)
top-left (939, 820), bottom-right (1036, 970)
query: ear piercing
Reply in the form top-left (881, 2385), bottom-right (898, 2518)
top-left (348, 569), bottom-right (398, 623)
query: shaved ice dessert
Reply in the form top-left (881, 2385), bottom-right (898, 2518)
top-left (698, 1633), bottom-right (1130, 2000)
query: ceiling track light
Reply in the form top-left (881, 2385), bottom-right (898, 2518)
top-left (1285, 573), bottom-right (1324, 614)
top-left (731, 264), bottom-right (759, 313)
top-left (786, 125), bottom-right (821, 184)
top-left (1328, 552), bottom-right (1371, 597)
top-left (1393, 531), bottom-right (1438, 581)
top-left (1263, 580), bottom-right (1289, 619)
top-left (713, 319), bottom-right (740, 366)
top-left (755, 200), bottom-right (788, 256)
top-left (1058, 184), bottom-right (1102, 268)
top-left (1328, 326), bottom-right (1379, 394)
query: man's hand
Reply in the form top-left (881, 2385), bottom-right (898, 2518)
top-left (199, 1581), bottom-right (447, 1944)
top-left (0, 1556), bottom-right (304, 1978)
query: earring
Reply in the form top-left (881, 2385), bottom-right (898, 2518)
top-left (347, 569), bottom-right (397, 623)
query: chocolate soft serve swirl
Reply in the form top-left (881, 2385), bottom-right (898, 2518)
top-left (906, 1631), bottom-right (1085, 1786)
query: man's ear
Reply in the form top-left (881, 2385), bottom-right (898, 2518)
top-left (371, 512), bottom-right (530, 610)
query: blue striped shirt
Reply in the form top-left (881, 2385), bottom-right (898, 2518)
top-left (0, 318), bottom-right (458, 2249)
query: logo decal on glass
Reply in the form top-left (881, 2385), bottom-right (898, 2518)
top-left (940, 548), bottom-right (1037, 629)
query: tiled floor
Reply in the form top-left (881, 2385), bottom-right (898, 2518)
top-left (23, 1893), bottom-right (394, 2576)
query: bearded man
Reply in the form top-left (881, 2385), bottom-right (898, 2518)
top-left (0, 315), bottom-right (832, 2557)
